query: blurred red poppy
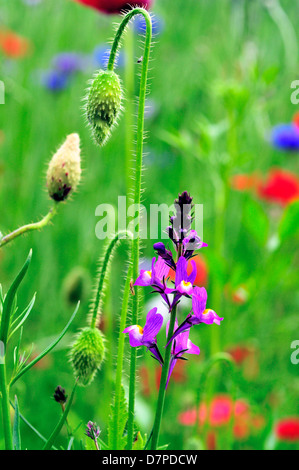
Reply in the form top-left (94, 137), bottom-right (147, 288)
top-left (74, 0), bottom-right (153, 14)
top-left (0, 30), bottom-right (31, 58)
top-left (256, 169), bottom-right (299, 206)
top-left (226, 345), bottom-right (251, 365)
top-left (293, 112), bottom-right (299, 130)
top-left (178, 394), bottom-right (265, 446)
top-left (169, 254), bottom-right (208, 287)
top-left (275, 418), bottom-right (299, 442)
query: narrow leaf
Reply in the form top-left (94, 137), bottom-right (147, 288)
top-left (0, 250), bottom-right (32, 345)
top-left (10, 302), bottom-right (80, 387)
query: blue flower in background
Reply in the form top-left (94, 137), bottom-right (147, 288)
top-left (52, 52), bottom-right (86, 76)
top-left (92, 45), bottom-right (126, 69)
top-left (134, 14), bottom-right (164, 36)
top-left (40, 70), bottom-right (69, 92)
top-left (271, 123), bottom-right (299, 151)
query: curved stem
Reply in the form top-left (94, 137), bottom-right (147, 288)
top-left (0, 204), bottom-right (58, 248)
top-left (150, 307), bottom-right (177, 451)
top-left (90, 230), bottom-right (132, 329)
top-left (107, 7), bottom-right (152, 450)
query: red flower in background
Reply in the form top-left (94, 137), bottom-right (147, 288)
top-left (74, 0), bottom-right (153, 14)
top-left (231, 173), bottom-right (261, 192)
top-left (232, 169), bottom-right (299, 207)
top-left (169, 254), bottom-right (208, 287)
top-left (178, 394), bottom-right (265, 448)
top-left (275, 418), bottom-right (299, 442)
top-left (0, 30), bottom-right (31, 58)
top-left (257, 169), bottom-right (299, 206)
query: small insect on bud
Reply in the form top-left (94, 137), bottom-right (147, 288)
top-left (85, 70), bottom-right (122, 146)
top-left (70, 327), bottom-right (105, 386)
top-left (47, 133), bottom-right (81, 202)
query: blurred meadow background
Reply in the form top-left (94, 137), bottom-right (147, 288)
top-left (0, 0), bottom-right (299, 450)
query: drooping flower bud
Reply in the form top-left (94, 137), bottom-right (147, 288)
top-left (70, 327), bottom-right (105, 386)
top-left (85, 69), bottom-right (122, 146)
top-left (47, 133), bottom-right (81, 202)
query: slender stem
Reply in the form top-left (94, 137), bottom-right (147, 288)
top-left (150, 307), bottom-right (177, 451)
top-left (107, 7), bottom-right (152, 450)
top-left (0, 204), bottom-right (58, 248)
top-left (111, 262), bottom-right (132, 450)
top-left (124, 26), bottom-right (135, 195)
top-left (90, 230), bottom-right (131, 329)
top-left (0, 361), bottom-right (13, 450)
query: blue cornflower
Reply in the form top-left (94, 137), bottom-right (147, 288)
top-left (40, 69), bottom-right (69, 91)
top-left (271, 123), bottom-right (299, 151)
top-left (52, 52), bottom-right (85, 76)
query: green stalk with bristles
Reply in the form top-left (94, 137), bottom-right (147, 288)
top-left (107, 7), bottom-right (152, 450)
top-left (90, 230), bottom-right (133, 329)
top-left (70, 231), bottom-right (132, 386)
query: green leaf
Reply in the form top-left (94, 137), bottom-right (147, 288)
top-left (10, 301), bottom-right (80, 387)
top-left (279, 200), bottom-right (299, 243)
top-left (43, 382), bottom-right (77, 450)
top-left (133, 431), bottom-right (145, 450)
top-left (243, 198), bottom-right (269, 247)
top-left (13, 395), bottom-right (21, 450)
top-left (8, 294), bottom-right (36, 341)
top-left (108, 385), bottom-right (128, 450)
top-left (0, 249), bottom-right (32, 346)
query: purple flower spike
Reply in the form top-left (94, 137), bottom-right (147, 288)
top-left (135, 257), bottom-right (170, 307)
top-left (165, 320), bottom-right (200, 389)
top-left (166, 257), bottom-right (197, 305)
top-left (123, 307), bottom-right (164, 365)
top-left (166, 286), bottom-right (223, 347)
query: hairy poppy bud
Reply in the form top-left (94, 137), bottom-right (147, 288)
top-left (47, 133), bottom-right (81, 202)
top-left (70, 327), bottom-right (105, 386)
top-left (85, 70), bottom-right (122, 146)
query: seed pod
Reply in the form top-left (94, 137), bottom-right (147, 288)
top-left (85, 69), bottom-right (122, 146)
top-left (47, 133), bottom-right (81, 202)
top-left (70, 327), bottom-right (105, 386)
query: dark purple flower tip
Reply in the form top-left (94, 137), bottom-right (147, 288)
top-left (85, 421), bottom-right (101, 440)
top-left (53, 385), bottom-right (68, 404)
top-left (271, 123), bottom-right (299, 151)
top-left (153, 242), bottom-right (166, 253)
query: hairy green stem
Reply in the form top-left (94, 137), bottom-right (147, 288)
top-left (0, 204), bottom-right (58, 248)
top-left (150, 307), bottom-right (177, 450)
top-left (111, 262), bottom-right (132, 450)
top-left (0, 361), bottom-right (13, 450)
top-left (90, 230), bottom-right (131, 329)
top-left (108, 7), bottom-right (152, 450)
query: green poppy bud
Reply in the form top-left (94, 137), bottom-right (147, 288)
top-left (70, 327), bottom-right (105, 386)
top-left (47, 133), bottom-right (81, 202)
top-left (85, 70), bottom-right (122, 146)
